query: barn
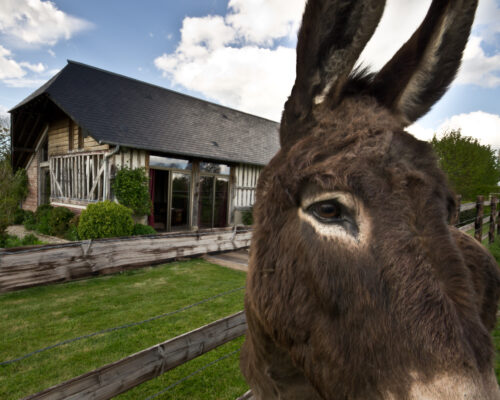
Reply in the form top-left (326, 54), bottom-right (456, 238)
top-left (9, 61), bottom-right (280, 231)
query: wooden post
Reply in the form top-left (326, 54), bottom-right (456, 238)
top-left (474, 195), bottom-right (484, 242)
top-left (489, 197), bottom-right (497, 244)
top-left (451, 194), bottom-right (462, 226)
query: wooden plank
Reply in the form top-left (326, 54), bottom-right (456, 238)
top-left (458, 216), bottom-right (489, 233)
top-left (23, 312), bottom-right (247, 400)
top-left (489, 197), bottom-right (497, 244)
top-left (460, 202), bottom-right (476, 212)
top-left (236, 390), bottom-right (254, 400)
top-left (475, 195), bottom-right (484, 242)
top-left (0, 231), bottom-right (252, 292)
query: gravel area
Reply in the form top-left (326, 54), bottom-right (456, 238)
top-left (6, 225), bottom-right (70, 244)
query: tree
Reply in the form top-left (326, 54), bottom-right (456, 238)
top-left (0, 158), bottom-right (28, 238)
top-left (430, 129), bottom-right (500, 200)
top-left (0, 115), bottom-right (10, 161)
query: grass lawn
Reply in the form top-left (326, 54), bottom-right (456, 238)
top-left (0, 259), bottom-right (248, 400)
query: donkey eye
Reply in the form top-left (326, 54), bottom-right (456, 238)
top-left (308, 200), bottom-right (342, 222)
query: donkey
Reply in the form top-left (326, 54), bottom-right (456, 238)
top-left (240, 0), bottom-right (500, 399)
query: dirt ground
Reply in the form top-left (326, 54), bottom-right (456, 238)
top-left (6, 225), bottom-right (69, 244)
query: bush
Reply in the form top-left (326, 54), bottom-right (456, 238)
top-left (78, 201), bottom-right (134, 239)
top-left (48, 207), bottom-right (75, 237)
top-left (241, 208), bottom-right (253, 226)
top-left (0, 233), bottom-right (43, 248)
top-left (13, 208), bottom-right (26, 224)
top-left (34, 204), bottom-right (54, 235)
top-left (0, 159), bottom-right (28, 237)
top-left (64, 215), bottom-right (80, 241)
top-left (112, 167), bottom-right (152, 216)
top-left (132, 223), bottom-right (156, 236)
top-left (23, 210), bottom-right (36, 230)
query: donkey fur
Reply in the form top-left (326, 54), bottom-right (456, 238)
top-left (241, 0), bottom-right (500, 398)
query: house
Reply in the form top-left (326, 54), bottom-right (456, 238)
top-left (10, 61), bottom-right (280, 231)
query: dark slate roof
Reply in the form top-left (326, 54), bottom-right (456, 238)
top-left (11, 61), bottom-right (280, 166)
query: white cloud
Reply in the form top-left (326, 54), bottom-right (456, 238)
top-left (48, 49), bottom-right (55, 57)
top-left (0, 45), bottom-right (25, 79)
top-left (408, 111), bottom-right (500, 149)
top-left (0, 44), bottom-right (48, 86)
top-left (359, 0), bottom-right (431, 71)
top-left (455, 36), bottom-right (500, 88)
top-left (19, 61), bottom-right (46, 73)
top-left (3, 77), bottom-right (46, 88)
top-left (226, 0), bottom-right (304, 45)
top-left (155, 4), bottom-right (302, 121)
top-left (0, 0), bottom-right (92, 47)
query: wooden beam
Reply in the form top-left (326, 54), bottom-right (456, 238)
top-left (23, 312), bottom-right (247, 400)
top-left (13, 147), bottom-right (35, 153)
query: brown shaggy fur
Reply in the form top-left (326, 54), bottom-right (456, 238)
top-left (240, 0), bottom-right (500, 399)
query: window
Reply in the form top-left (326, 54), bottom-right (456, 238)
top-left (199, 162), bottom-right (230, 175)
top-left (150, 156), bottom-right (192, 170)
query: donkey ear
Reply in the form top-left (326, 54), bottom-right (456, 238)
top-left (370, 0), bottom-right (478, 125)
top-left (280, 0), bottom-right (386, 149)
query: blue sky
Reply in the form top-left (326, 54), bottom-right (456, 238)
top-left (0, 0), bottom-right (499, 149)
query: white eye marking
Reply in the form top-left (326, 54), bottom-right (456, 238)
top-left (299, 191), bottom-right (370, 245)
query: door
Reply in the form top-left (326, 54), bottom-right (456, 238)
top-left (170, 172), bottom-right (191, 230)
top-left (198, 176), bottom-right (229, 228)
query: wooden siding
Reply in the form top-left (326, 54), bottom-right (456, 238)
top-left (23, 154), bottom-right (38, 211)
top-left (48, 118), bottom-right (108, 156)
top-left (234, 164), bottom-right (261, 208)
top-left (111, 148), bottom-right (148, 171)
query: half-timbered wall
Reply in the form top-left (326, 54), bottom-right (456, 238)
top-left (110, 148), bottom-right (148, 171)
top-left (23, 153), bottom-right (39, 211)
top-left (48, 118), bottom-right (109, 156)
top-left (233, 164), bottom-right (261, 208)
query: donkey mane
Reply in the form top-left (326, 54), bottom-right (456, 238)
top-left (241, 1), bottom-right (500, 399)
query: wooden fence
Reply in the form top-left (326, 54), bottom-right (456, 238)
top-left (0, 228), bottom-right (251, 293)
top-left (456, 195), bottom-right (499, 243)
top-left (24, 312), bottom-right (247, 400)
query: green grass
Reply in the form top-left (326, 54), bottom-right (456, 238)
top-left (0, 260), bottom-right (248, 399)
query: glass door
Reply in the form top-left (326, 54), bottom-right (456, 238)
top-left (198, 176), bottom-right (214, 229)
top-left (170, 172), bottom-right (191, 230)
top-left (198, 176), bottom-right (229, 228)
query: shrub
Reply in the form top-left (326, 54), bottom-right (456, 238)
top-left (78, 201), bottom-right (134, 239)
top-left (112, 167), bottom-right (152, 216)
top-left (34, 204), bottom-right (54, 235)
top-left (241, 208), bottom-right (253, 226)
top-left (48, 207), bottom-right (75, 237)
top-left (0, 159), bottom-right (28, 237)
top-left (13, 208), bottom-right (26, 224)
top-left (132, 223), bottom-right (156, 236)
top-left (64, 215), bottom-right (80, 241)
top-left (23, 210), bottom-right (36, 230)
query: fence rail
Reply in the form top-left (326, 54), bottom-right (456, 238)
top-left (23, 311), bottom-right (247, 400)
top-left (0, 228), bottom-right (251, 293)
top-left (457, 195), bottom-right (498, 244)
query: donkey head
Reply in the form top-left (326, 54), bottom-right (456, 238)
top-left (241, 0), bottom-right (500, 399)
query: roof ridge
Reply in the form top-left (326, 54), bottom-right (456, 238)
top-left (66, 60), bottom-right (280, 124)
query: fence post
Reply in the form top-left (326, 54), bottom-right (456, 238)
top-left (474, 195), bottom-right (484, 242)
top-left (452, 194), bottom-right (462, 226)
top-left (490, 197), bottom-right (497, 244)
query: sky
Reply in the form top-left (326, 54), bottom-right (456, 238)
top-left (0, 0), bottom-right (499, 150)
